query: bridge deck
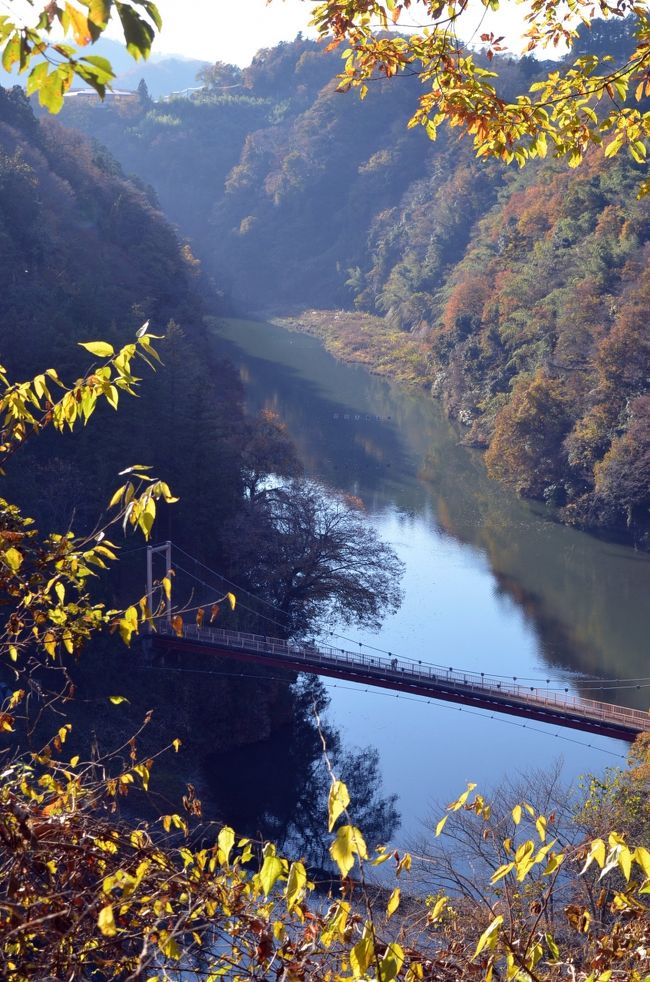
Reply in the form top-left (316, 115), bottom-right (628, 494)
top-left (151, 624), bottom-right (650, 742)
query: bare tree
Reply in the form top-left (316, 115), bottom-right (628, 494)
top-left (229, 479), bottom-right (404, 638)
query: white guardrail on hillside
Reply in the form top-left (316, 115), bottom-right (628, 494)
top-left (155, 623), bottom-right (650, 733)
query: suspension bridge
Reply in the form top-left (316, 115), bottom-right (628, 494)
top-left (143, 542), bottom-right (650, 743)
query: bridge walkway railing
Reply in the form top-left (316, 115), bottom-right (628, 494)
top-left (155, 623), bottom-right (650, 734)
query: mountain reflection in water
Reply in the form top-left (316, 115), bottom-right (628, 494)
top-left (207, 316), bottom-right (649, 842)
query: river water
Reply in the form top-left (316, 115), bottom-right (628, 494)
top-left (209, 316), bottom-right (650, 845)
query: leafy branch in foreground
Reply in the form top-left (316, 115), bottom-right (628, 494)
top-left (0, 328), bottom-right (177, 724)
top-left (0, 1), bottom-right (162, 112)
top-left (305, 1), bottom-right (650, 189)
top-left (0, 756), bottom-right (647, 980)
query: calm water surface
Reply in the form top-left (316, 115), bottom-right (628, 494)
top-left (209, 317), bottom-right (650, 843)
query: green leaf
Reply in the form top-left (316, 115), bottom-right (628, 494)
top-left (26, 62), bottom-right (48, 96)
top-left (545, 932), bottom-right (560, 960)
top-left (116, 1), bottom-right (155, 59)
top-left (38, 70), bottom-right (66, 114)
top-left (379, 942), bottom-right (405, 982)
top-left (2, 34), bottom-right (20, 73)
top-left (88, 0), bottom-right (111, 29)
top-left (328, 779), bottom-right (350, 832)
top-left (80, 54), bottom-right (115, 80)
top-left (138, 0), bottom-right (163, 31)
top-left (79, 341), bottom-right (115, 358)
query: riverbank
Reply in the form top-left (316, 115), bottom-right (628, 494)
top-left (208, 315), bottom-right (634, 848)
top-left (268, 310), bottom-right (433, 390)
top-left (263, 309), bottom-right (650, 551)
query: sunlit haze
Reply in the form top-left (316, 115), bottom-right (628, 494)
top-left (1, 0), bottom-right (546, 67)
top-left (117, 0), bottom-right (533, 66)
top-left (121, 0), bottom-right (317, 65)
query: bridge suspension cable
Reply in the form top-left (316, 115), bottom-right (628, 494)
top-left (137, 661), bottom-right (629, 761)
top-left (168, 544), bottom-right (650, 691)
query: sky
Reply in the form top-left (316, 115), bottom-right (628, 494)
top-left (111, 0), bottom-right (533, 67)
top-left (0, 0), bottom-right (544, 68)
top-left (115, 0), bottom-right (318, 65)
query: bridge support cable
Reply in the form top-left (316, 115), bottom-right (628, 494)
top-left (148, 544), bottom-right (650, 738)
top-left (146, 541), bottom-right (172, 631)
top-left (148, 621), bottom-right (650, 743)
top-left (166, 543), bottom-right (650, 689)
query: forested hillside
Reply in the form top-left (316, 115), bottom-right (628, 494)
top-left (59, 23), bottom-right (650, 545)
top-left (0, 83), bottom-right (401, 840)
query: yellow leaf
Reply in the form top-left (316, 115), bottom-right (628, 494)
top-left (172, 738), bottom-right (181, 753)
top-left (8, 690), bottom-right (24, 709)
top-left (329, 824), bottom-right (367, 878)
top-left (490, 862), bottom-right (515, 884)
top-left (65, 2), bottom-right (92, 44)
top-left (109, 696), bottom-right (129, 705)
top-left (328, 779), bottom-right (350, 832)
top-left (474, 914), bottom-right (503, 958)
top-left (97, 904), bottom-right (117, 937)
top-left (435, 815), bottom-right (448, 836)
top-left (79, 341), bottom-right (114, 358)
top-left (350, 934), bottom-right (374, 978)
top-left (386, 887), bottom-right (400, 918)
top-left (285, 860), bottom-right (307, 911)
top-left (447, 782), bottom-right (476, 812)
top-left (428, 895), bottom-right (448, 923)
top-left (633, 846), bottom-right (650, 878)
top-left (218, 826), bottom-right (235, 864)
top-left (512, 804), bottom-right (522, 825)
top-left (108, 485), bottom-right (125, 509)
top-left (4, 547), bottom-right (22, 572)
top-left (259, 853), bottom-right (285, 895)
top-left (618, 846), bottom-right (632, 881)
top-left (227, 591), bottom-right (236, 611)
top-left (158, 931), bottom-right (182, 960)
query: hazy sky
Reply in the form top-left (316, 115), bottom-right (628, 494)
top-left (120, 0), bottom-right (533, 66)
top-left (1, 0), bottom-right (541, 67)
top-left (124, 0), bottom-right (317, 64)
